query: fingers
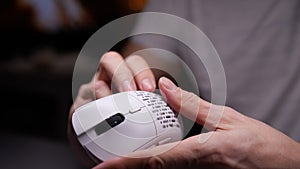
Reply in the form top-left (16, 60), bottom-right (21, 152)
top-left (100, 52), bottom-right (137, 91)
top-left (94, 80), bottom-right (111, 99)
top-left (94, 81), bottom-right (111, 99)
top-left (125, 55), bottom-right (156, 91)
top-left (99, 52), bottom-right (156, 92)
top-left (92, 135), bottom-right (205, 169)
top-left (73, 78), bottom-right (111, 110)
top-left (73, 83), bottom-right (94, 109)
top-left (73, 51), bottom-right (155, 110)
top-left (158, 77), bottom-right (224, 130)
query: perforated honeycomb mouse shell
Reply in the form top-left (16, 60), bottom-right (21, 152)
top-left (134, 91), bottom-right (181, 131)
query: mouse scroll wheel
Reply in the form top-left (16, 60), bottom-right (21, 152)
top-left (94, 113), bottom-right (125, 135)
top-left (129, 107), bottom-right (142, 114)
top-left (106, 113), bottom-right (125, 127)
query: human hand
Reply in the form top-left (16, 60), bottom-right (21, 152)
top-left (72, 51), bottom-right (156, 109)
top-left (68, 51), bottom-right (156, 167)
top-left (93, 77), bottom-right (300, 169)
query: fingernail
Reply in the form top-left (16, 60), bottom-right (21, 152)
top-left (122, 80), bottom-right (136, 91)
top-left (142, 78), bottom-right (154, 91)
top-left (160, 77), bottom-right (177, 91)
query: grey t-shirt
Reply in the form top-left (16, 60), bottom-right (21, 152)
top-left (131, 0), bottom-right (300, 141)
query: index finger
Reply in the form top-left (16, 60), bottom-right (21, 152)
top-left (158, 77), bottom-right (225, 130)
top-left (125, 55), bottom-right (156, 92)
top-left (99, 52), bottom-right (137, 92)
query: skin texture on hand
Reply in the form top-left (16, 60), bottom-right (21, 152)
top-left (92, 77), bottom-right (300, 169)
top-left (68, 52), bottom-right (300, 169)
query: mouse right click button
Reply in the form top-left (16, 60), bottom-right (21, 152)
top-left (158, 138), bottom-right (171, 145)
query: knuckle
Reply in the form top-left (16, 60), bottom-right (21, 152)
top-left (125, 54), bottom-right (143, 63)
top-left (78, 83), bottom-right (94, 99)
top-left (79, 83), bottom-right (90, 93)
top-left (182, 91), bottom-right (198, 105)
top-left (223, 106), bottom-right (243, 120)
top-left (100, 51), bottom-right (122, 65)
top-left (125, 55), bottom-right (151, 74)
top-left (211, 144), bottom-right (237, 167)
top-left (210, 151), bottom-right (226, 164)
top-left (145, 156), bottom-right (165, 169)
top-left (112, 70), bottom-right (132, 81)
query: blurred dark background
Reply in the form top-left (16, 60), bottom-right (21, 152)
top-left (0, 0), bottom-right (147, 168)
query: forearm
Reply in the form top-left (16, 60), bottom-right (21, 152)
top-left (279, 140), bottom-right (300, 169)
top-left (248, 125), bottom-right (300, 169)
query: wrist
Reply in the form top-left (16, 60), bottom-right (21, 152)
top-left (276, 137), bottom-right (300, 169)
top-left (292, 142), bottom-right (300, 167)
top-left (248, 122), bottom-right (300, 169)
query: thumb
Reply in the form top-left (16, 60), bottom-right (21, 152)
top-left (92, 135), bottom-right (207, 169)
top-left (158, 77), bottom-right (221, 129)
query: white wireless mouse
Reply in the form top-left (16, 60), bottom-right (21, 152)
top-left (72, 91), bottom-right (183, 161)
